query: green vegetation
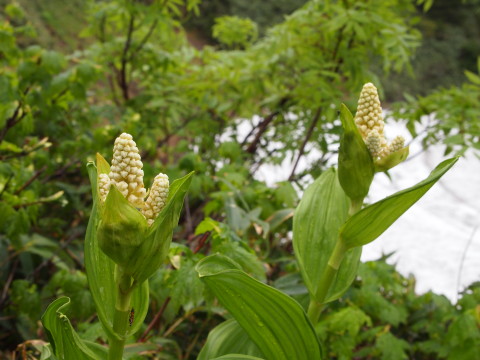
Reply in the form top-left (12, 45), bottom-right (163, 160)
top-left (0, 0), bottom-right (479, 359)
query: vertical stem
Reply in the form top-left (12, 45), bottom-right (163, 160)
top-left (307, 299), bottom-right (323, 324)
top-left (108, 267), bottom-right (134, 360)
top-left (308, 198), bottom-right (363, 324)
top-left (349, 198), bottom-right (363, 216)
top-left (308, 240), bottom-right (347, 324)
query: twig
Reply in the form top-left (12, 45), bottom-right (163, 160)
top-left (0, 259), bottom-right (19, 308)
top-left (193, 232), bottom-right (210, 254)
top-left (138, 297), bottom-right (171, 342)
top-left (0, 87), bottom-right (30, 144)
top-left (0, 104), bottom-right (25, 144)
top-left (14, 166), bottom-right (47, 195)
top-left (183, 317), bottom-right (209, 359)
top-left (128, 19), bottom-right (159, 62)
top-left (119, 15), bottom-right (135, 101)
top-left (288, 107), bottom-right (322, 181)
top-left (184, 195), bottom-right (193, 235)
top-left (245, 111), bottom-right (280, 154)
top-left (456, 224), bottom-right (479, 302)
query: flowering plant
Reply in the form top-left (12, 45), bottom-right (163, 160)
top-left (40, 85), bottom-right (457, 360)
top-left (42, 133), bottom-right (193, 359)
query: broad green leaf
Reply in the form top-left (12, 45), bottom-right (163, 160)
top-left (198, 319), bottom-right (263, 360)
top-left (197, 254), bottom-right (322, 360)
top-left (85, 163), bottom-right (149, 339)
top-left (293, 168), bottom-right (361, 303)
top-left (41, 297), bottom-right (107, 359)
top-left (340, 157), bottom-right (458, 249)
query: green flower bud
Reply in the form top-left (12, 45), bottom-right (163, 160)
top-left (97, 184), bottom-right (148, 269)
top-left (338, 104), bottom-right (375, 203)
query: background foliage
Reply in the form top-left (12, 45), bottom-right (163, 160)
top-left (0, 0), bottom-right (479, 358)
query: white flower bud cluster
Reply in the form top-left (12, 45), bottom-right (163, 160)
top-left (386, 135), bottom-right (406, 156)
top-left (142, 173), bottom-right (169, 225)
top-left (108, 133), bottom-right (146, 208)
top-left (365, 130), bottom-right (386, 158)
top-left (355, 83), bottom-right (405, 159)
top-left (98, 174), bottom-right (111, 202)
top-left (142, 173), bottom-right (169, 226)
top-left (354, 83), bottom-right (385, 140)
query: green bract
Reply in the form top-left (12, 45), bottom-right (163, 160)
top-left (98, 185), bottom-right (148, 269)
top-left (338, 104), bottom-right (374, 204)
top-left (374, 146), bottom-right (410, 172)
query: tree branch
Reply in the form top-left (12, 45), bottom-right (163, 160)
top-left (14, 166), bottom-right (47, 195)
top-left (128, 19), bottom-right (158, 62)
top-left (138, 297), bottom-right (171, 342)
top-left (288, 107), bottom-right (322, 181)
top-left (0, 86), bottom-right (30, 144)
top-left (245, 111), bottom-right (280, 154)
top-left (119, 14), bottom-right (135, 101)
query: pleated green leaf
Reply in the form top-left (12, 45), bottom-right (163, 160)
top-left (293, 168), bottom-right (361, 303)
top-left (198, 319), bottom-right (263, 360)
top-left (340, 157), bottom-right (458, 249)
top-left (41, 297), bottom-right (108, 359)
top-left (85, 162), bottom-right (149, 338)
top-left (197, 254), bottom-right (322, 360)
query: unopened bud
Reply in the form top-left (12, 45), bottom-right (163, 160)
top-left (143, 173), bottom-right (169, 226)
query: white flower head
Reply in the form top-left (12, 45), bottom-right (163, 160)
top-left (142, 173), bottom-right (169, 226)
top-left (354, 83), bottom-right (385, 140)
top-left (99, 132), bottom-right (170, 226)
top-left (108, 133), bottom-right (146, 208)
top-left (355, 83), bottom-right (406, 160)
top-left (98, 173), bottom-right (111, 202)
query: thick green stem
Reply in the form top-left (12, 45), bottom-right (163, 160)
top-left (309, 240), bottom-right (347, 324)
top-left (349, 198), bottom-right (363, 216)
top-left (307, 299), bottom-right (323, 324)
top-left (108, 267), bottom-right (134, 360)
top-left (308, 198), bottom-right (364, 324)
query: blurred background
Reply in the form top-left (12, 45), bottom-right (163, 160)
top-left (0, 0), bottom-right (479, 358)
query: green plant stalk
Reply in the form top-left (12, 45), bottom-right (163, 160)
top-left (307, 199), bottom-right (363, 324)
top-left (108, 266), bottom-right (134, 360)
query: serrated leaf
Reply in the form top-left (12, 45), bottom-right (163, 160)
top-left (196, 254), bottom-right (322, 360)
top-left (41, 297), bottom-right (108, 359)
top-left (293, 168), bottom-right (361, 303)
top-left (340, 157), bottom-right (458, 249)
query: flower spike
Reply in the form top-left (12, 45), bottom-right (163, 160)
top-left (143, 173), bottom-right (169, 226)
top-left (354, 83), bottom-right (408, 170)
top-left (109, 133), bottom-right (146, 209)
